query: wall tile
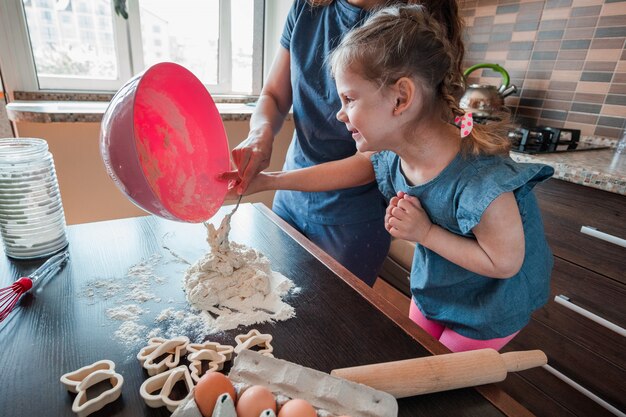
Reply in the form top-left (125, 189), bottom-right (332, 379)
top-left (602, 104), bottom-right (626, 117)
top-left (568, 112), bottom-right (599, 124)
top-left (462, 0), bottom-right (626, 139)
top-left (609, 83), bottom-right (626, 94)
top-left (584, 61), bottom-right (617, 71)
top-left (574, 92), bottom-right (606, 103)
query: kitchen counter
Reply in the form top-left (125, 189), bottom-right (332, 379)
top-left (510, 148), bottom-right (626, 196)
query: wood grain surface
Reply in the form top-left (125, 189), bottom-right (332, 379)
top-left (0, 203), bottom-right (527, 417)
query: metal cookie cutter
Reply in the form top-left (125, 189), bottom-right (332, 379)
top-left (59, 360), bottom-right (124, 417)
top-left (140, 365), bottom-right (194, 412)
top-left (234, 329), bottom-right (274, 357)
top-left (137, 336), bottom-right (189, 376)
top-left (188, 349), bottom-right (228, 383)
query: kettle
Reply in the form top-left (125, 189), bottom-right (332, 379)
top-left (459, 63), bottom-right (517, 119)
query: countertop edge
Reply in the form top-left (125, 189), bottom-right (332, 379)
top-left (510, 151), bottom-right (626, 196)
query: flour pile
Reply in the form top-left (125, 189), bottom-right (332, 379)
top-left (80, 210), bottom-right (297, 349)
top-left (181, 212), bottom-right (296, 331)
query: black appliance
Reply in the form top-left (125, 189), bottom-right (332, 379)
top-left (508, 126), bottom-right (608, 154)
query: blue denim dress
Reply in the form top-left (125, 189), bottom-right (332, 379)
top-left (371, 151), bottom-right (555, 339)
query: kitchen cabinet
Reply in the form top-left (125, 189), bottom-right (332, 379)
top-left (379, 178), bottom-right (626, 416)
top-left (500, 178), bottom-right (625, 417)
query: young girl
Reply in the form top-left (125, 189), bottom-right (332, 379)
top-left (222, 4), bottom-right (553, 352)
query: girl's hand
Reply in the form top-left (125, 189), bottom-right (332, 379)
top-left (219, 170), bottom-right (270, 197)
top-left (385, 192), bottom-right (433, 243)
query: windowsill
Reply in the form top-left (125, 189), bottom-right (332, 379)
top-left (6, 100), bottom-right (270, 123)
top-left (5, 90), bottom-right (278, 123)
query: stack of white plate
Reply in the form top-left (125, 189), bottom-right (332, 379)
top-left (0, 138), bottom-right (68, 259)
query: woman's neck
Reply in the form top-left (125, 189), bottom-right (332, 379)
top-left (395, 119), bottom-right (461, 186)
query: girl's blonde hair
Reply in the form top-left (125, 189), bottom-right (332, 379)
top-left (329, 4), bottom-right (511, 156)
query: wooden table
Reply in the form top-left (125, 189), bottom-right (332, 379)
top-left (0, 203), bottom-right (531, 417)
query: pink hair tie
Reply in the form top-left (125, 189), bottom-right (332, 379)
top-left (454, 112), bottom-right (473, 138)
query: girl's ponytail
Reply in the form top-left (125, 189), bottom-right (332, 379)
top-left (413, 0), bottom-right (465, 78)
top-left (418, 0), bottom-right (511, 156)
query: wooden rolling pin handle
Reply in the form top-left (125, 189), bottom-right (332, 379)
top-left (501, 350), bottom-right (547, 372)
top-left (331, 349), bottom-right (547, 399)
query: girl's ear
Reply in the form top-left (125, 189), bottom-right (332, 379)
top-left (393, 77), bottom-right (416, 115)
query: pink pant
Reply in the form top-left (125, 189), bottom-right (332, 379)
top-left (409, 299), bottom-right (518, 352)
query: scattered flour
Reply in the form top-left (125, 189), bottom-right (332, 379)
top-left (81, 210), bottom-right (297, 349)
top-left (114, 321), bottom-right (147, 347)
top-left (106, 304), bottom-right (144, 320)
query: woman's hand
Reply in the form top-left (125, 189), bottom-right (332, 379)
top-left (231, 130), bottom-right (274, 194)
top-left (385, 191), bottom-right (433, 243)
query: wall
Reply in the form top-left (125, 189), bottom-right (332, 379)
top-left (13, 120), bottom-right (294, 225)
top-left (461, 0), bottom-right (626, 139)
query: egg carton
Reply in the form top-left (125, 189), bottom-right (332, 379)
top-left (171, 350), bottom-right (397, 417)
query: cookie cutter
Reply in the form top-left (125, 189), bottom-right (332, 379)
top-left (60, 360), bottom-right (124, 417)
top-left (137, 336), bottom-right (189, 376)
top-left (136, 337), bottom-right (168, 362)
top-left (187, 341), bottom-right (235, 361)
top-left (60, 359), bottom-right (116, 393)
top-left (234, 329), bottom-right (273, 357)
top-left (188, 349), bottom-right (228, 382)
top-left (140, 365), bottom-right (195, 412)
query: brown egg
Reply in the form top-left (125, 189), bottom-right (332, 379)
top-left (193, 372), bottom-right (236, 417)
top-left (236, 385), bottom-right (276, 417)
top-left (277, 398), bottom-right (317, 417)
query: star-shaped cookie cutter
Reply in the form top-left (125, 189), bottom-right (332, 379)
top-left (59, 360), bottom-right (124, 417)
top-left (188, 349), bottom-right (228, 383)
top-left (140, 365), bottom-right (194, 412)
top-left (137, 336), bottom-right (189, 376)
top-left (234, 329), bottom-right (274, 357)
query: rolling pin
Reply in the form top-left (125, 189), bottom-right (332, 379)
top-left (330, 348), bottom-right (547, 398)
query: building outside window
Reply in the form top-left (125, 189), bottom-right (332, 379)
top-left (0, 0), bottom-right (263, 95)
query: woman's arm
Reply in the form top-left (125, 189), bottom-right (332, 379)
top-left (223, 152), bottom-right (376, 196)
top-left (231, 47), bottom-right (293, 193)
top-left (387, 192), bottom-right (525, 278)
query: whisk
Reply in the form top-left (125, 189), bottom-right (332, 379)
top-left (0, 250), bottom-right (69, 322)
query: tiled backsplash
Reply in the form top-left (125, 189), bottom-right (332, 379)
top-left (460, 0), bottom-right (626, 139)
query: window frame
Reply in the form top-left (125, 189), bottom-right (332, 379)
top-left (0, 0), bottom-right (264, 95)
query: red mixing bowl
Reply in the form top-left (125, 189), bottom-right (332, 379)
top-left (100, 62), bottom-right (230, 222)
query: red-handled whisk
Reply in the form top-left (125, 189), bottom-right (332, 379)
top-left (0, 250), bottom-right (69, 322)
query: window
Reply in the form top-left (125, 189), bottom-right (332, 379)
top-left (0, 0), bottom-right (264, 95)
